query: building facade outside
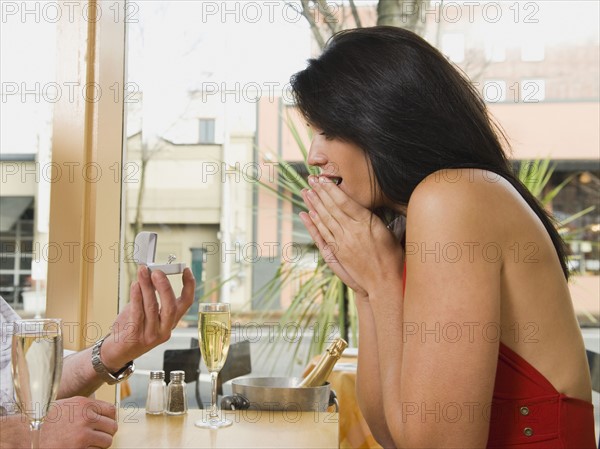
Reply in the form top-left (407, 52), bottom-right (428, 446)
top-left (1, 1), bottom-right (598, 323)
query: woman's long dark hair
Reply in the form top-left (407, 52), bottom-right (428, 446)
top-left (291, 26), bottom-right (569, 279)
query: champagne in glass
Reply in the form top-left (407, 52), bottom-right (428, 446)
top-left (199, 310), bottom-right (231, 372)
top-left (195, 303), bottom-right (232, 428)
top-left (12, 319), bottom-right (63, 449)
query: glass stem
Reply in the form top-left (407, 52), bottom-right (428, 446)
top-left (30, 421), bottom-right (42, 449)
top-left (209, 371), bottom-right (219, 418)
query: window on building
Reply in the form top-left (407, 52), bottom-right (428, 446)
top-left (199, 118), bottom-right (216, 144)
top-left (482, 80), bottom-right (507, 103)
top-left (521, 40), bottom-right (545, 62)
top-left (521, 79), bottom-right (546, 102)
top-left (545, 165), bottom-right (600, 275)
top-left (484, 39), bottom-right (506, 63)
top-left (0, 203), bottom-right (34, 306)
top-left (441, 33), bottom-right (465, 63)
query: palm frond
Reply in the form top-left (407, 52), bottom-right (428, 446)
top-left (518, 158), bottom-right (596, 254)
top-left (559, 206), bottom-right (596, 227)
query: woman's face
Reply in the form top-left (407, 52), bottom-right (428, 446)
top-left (307, 127), bottom-right (385, 210)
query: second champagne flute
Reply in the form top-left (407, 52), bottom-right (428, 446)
top-left (195, 302), bottom-right (232, 428)
top-left (11, 319), bottom-right (63, 449)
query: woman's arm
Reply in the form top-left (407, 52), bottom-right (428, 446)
top-left (371, 173), bottom-right (502, 448)
top-left (355, 296), bottom-right (397, 448)
top-left (300, 178), bottom-right (404, 447)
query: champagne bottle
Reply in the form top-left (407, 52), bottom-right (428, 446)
top-left (298, 338), bottom-right (348, 387)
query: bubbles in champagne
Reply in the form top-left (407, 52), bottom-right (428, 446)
top-left (11, 324), bottom-right (63, 423)
top-left (198, 311), bottom-right (231, 372)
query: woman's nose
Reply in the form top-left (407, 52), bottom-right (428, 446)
top-left (307, 140), bottom-right (328, 168)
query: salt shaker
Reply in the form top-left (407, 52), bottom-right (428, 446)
top-left (166, 370), bottom-right (187, 415)
top-left (145, 370), bottom-right (166, 415)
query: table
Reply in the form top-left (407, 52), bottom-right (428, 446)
top-left (304, 355), bottom-right (382, 449)
top-left (111, 409), bottom-right (339, 448)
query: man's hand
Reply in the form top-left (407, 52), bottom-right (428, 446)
top-left (56, 266), bottom-right (195, 399)
top-left (101, 266), bottom-right (196, 372)
top-left (40, 398), bottom-right (117, 448)
top-left (0, 398), bottom-right (117, 449)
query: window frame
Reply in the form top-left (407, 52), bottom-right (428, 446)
top-left (199, 118), bottom-right (216, 144)
top-left (46, 0), bottom-right (126, 402)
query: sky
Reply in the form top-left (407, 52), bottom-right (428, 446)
top-left (1, 0), bottom-right (599, 154)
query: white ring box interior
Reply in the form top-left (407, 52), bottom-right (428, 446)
top-left (133, 232), bottom-right (186, 275)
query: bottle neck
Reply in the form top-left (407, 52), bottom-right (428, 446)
top-left (299, 338), bottom-right (348, 388)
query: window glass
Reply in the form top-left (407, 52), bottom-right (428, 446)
top-left (199, 119), bottom-right (216, 144)
top-left (521, 79), bottom-right (546, 102)
top-left (1, 8), bottom-right (55, 315)
top-left (483, 80), bottom-right (507, 103)
top-left (521, 40), bottom-right (545, 62)
top-left (441, 33), bottom-right (465, 62)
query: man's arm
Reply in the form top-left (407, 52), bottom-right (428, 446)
top-left (57, 266), bottom-right (195, 399)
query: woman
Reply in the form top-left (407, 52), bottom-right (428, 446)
top-left (294, 27), bottom-right (595, 448)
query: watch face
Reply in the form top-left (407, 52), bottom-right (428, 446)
top-left (92, 334), bottom-right (135, 385)
top-left (112, 361), bottom-right (135, 384)
top-left (118, 362), bottom-right (135, 376)
top-left (91, 336), bottom-right (134, 384)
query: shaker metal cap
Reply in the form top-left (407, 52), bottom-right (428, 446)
top-left (170, 370), bottom-right (186, 381)
top-left (150, 370), bottom-right (165, 380)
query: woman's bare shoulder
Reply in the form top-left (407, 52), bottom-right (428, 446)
top-left (411, 168), bottom-right (513, 200)
top-left (407, 168), bottom-right (515, 234)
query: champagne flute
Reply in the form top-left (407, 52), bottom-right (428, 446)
top-left (11, 319), bottom-right (63, 449)
top-left (195, 303), bottom-right (232, 428)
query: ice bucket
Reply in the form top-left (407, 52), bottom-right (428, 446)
top-left (221, 377), bottom-right (338, 412)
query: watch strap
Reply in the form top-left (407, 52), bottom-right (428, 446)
top-left (91, 334), bottom-right (135, 385)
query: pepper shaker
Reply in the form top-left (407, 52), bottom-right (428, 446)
top-left (166, 370), bottom-right (187, 415)
top-left (146, 370), bottom-right (166, 415)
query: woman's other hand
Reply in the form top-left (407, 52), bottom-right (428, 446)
top-left (300, 175), bottom-right (404, 298)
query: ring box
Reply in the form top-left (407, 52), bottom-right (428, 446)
top-left (133, 232), bottom-right (186, 275)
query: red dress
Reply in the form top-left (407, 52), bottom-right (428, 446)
top-left (487, 342), bottom-right (596, 448)
top-left (401, 266), bottom-right (596, 448)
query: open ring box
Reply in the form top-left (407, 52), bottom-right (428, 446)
top-left (133, 231), bottom-right (186, 275)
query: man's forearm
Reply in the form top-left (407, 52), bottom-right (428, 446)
top-left (57, 348), bottom-right (104, 399)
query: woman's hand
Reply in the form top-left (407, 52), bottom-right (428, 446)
top-left (299, 175), bottom-right (404, 298)
top-left (299, 201), bottom-right (367, 296)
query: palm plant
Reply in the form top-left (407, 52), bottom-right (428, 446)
top-left (517, 158), bottom-right (597, 285)
top-left (517, 158), bottom-right (595, 232)
top-left (250, 117), bottom-right (358, 372)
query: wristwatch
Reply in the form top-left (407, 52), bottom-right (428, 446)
top-left (91, 334), bottom-right (135, 385)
